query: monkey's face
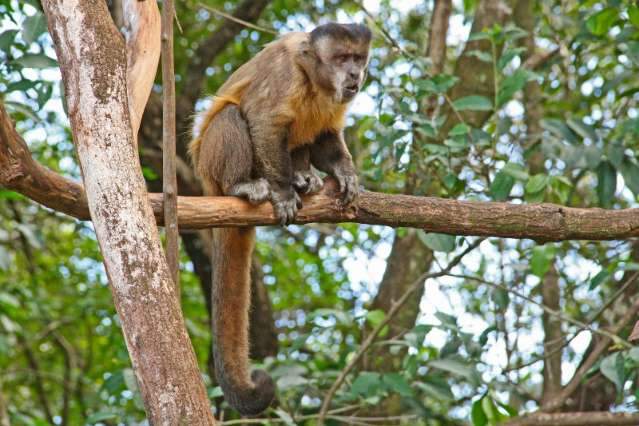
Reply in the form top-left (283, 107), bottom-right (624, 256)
top-left (307, 24), bottom-right (372, 104)
top-left (316, 39), bottom-right (370, 103)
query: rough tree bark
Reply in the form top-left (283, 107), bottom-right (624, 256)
top-left (40, 0), bottom-right (214, 423)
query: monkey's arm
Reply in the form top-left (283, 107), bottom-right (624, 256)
top-left (291, 146), bottom-right (324, 195)
top-left (310, 130), bottom-right (359, 205)
top-left (248, 117), bottom-right (301, 225)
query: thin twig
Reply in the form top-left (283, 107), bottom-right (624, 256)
top-left (317, 239), bottom-right (484, 425)
top-left (219, 404), bottom-right (360, 425)
top-left (198, 3), bottom-right (277, 35)
top-left (503, 270), bottom-right (639, 373)
top-left (450, 274), bottom-right (633, 348)
top-left (542, 296), bottom-right (639, 411)
top-left (162, 0), bottom-right (180, 288)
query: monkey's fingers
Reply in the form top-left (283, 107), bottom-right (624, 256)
top-left (335, 173), bottom-right (359, 206)
top-left (271, 190), bottom-right (299, 226)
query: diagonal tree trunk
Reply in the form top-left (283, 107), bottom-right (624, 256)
top-left (41, 0), bottom-right (214, 423)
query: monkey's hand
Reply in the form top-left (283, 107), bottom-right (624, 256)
top-left (293, 169), bottom-right (324, 195)
top-left (270, 186), bottom-right (302, 226)
top-left (333, 167), bottom-right (359, 206)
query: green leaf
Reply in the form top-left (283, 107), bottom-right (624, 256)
top-left (600, 353), bottom-right (625, 392)
top-left (418, 122), bottom-right (437, 138)
top-left (541, 118), bottom-right (578, 144)
top-left (502, 162), bottom-right (529, 180)
top-left (620, 158), bottom-right (639, 195)
top-left (586, 8), bottom-right (618, 36)
top-left (497, 69), bottom-right (529, 106)
top-left (452, 95), bottom-right (493, 111)
top-left (525, 173), bottom-right (549, 194)
top-left (607, 142), bottom-right (624, 168)
top-left (567, 118), bottom-right (597, 141)
top-left (382, 373), bottom-right (414, 397)
top-left (597, 161), bottom-right (617, 208)
top-left (351, 372), bottom-right (382, 397)
top-left (366, 309), bottom-right (386, 327)
top-left (531, 245), bottom-right (555, 278)
top-left (6, 79), bottom-right (39, 93)
top-left (0, 30), bottom-right (19, 53)
top-left (418, 232), bottom-right (456, 252)
top-left (14, 53), bottom-right (58, 69)
top-left (471, 398), bottom-right (488, 426)
top-left (589, 270), bottom-right (610, 290)
top-left (22, 12), bottom-right (47, 44)
top-left (466, 49), bottom-right (493, 62)
top-left (449, 123), bottom-right (470, 136)
top-left (629, 6), bottom-right (639, 28)
top-left (428, 358), bottom-right (475, 380)
top-left (498, 47), bottom-right (526, 70)
top-left (419, 74), bottom-right (459, 93)
top-left (87, 412), bottom-right (118, 423)
top-left (415, 377), bottom-right (454, 400)
top-left (490, 171), bottom-right (515, 201)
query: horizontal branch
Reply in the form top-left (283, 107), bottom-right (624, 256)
top-left (505, 412), bottom-right (639, 426)
top-left (2, 103), bottom-right (639, 241)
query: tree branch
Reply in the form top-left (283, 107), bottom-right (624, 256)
top-left (40, 0), bottom-right (214, 422)
top-left (4, 101), bottom-right (639, 241)
top-left (161, 0), bottom-right (180, 287)
top-left (505, 412), bottom-right (639, 426)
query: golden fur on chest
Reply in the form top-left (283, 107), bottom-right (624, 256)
top-left (286, 90), bottom-right (347, 149)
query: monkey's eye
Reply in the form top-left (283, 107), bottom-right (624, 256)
top-left (334, 54), bottom-right (350, 63)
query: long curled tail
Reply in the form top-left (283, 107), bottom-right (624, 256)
top-left (211, 226), bottom-right (275, 416)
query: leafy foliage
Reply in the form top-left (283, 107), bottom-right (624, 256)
top-left (3, 0), bottom-right (639, 424)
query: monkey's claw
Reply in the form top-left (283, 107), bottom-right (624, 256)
top-left (335, 172), bottom-right (359, 206)
top-left (271, 188), bottom-right (302, 226)
top-left (293, 170), bottom-right (324, 195)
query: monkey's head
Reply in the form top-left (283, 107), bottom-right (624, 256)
top-left (300, 23), bottom-right (372, 104)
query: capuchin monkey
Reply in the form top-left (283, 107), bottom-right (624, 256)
top-left (189, 22), bottom-right (372, 416)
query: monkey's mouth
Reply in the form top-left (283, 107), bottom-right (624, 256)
top-left (342, 84), bottom-right (359, 99)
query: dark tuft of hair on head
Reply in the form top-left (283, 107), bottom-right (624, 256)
top-left (310, 22), bottom-right (372, 45)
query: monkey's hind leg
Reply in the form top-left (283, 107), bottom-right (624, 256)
top-left (227, 178), bottom-right (271, 205)
top-left (291, 146), bottom-right (324, 195)
top-left (198, 104), bottom-right (271, 205)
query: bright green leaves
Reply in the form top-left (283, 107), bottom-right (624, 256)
top-left (490, 171), bottom-right (515, 201)
top-left (600, 352), bottom-right (626, 393)
top-left (525, 173), bottom-right (549, 195)
top-left (586, 8), bottom-right (619, 36)
top-left (13, 53), bottom-right (58, 69)
top-left (597, 160), bottom-right (617, 208)
top-left (497, 69), bottom-right (535, 107)
top-left (418, 232), bottom-right (457, 252)
top-left (415, 74), bottom-right (460, 95)
top-left (530, 245), bottom-right (556, 278)
top-left (471, 395), bottom-right (517, 426)
top-left (453, 95), bottom-right (493, 111)
top-left (0, 30), bottom-right (19, 52)
top-left (629, 5), bottom-right (639, 28)
top-left (21, 11), bottom-right (47, 44)
top-left (349, 372), bottom-right (414, 400)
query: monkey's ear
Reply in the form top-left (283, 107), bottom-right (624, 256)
top-left (299, 40), bottom-right (314, 57)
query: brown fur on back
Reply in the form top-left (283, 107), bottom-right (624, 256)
top-left (189, 32), bottom-right (348, 168)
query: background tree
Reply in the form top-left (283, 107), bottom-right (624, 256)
top-left (2, 0), bottom-right (639, 425)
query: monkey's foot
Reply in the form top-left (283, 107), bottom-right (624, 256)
top-left (293, 170), bottom-right (324, 195)
top-left (270, 187), bottom-right (302, 226)
top-left (227, 179), bottom-right (271, 205)
top-left (333, 170), bottom-right (359, 206)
